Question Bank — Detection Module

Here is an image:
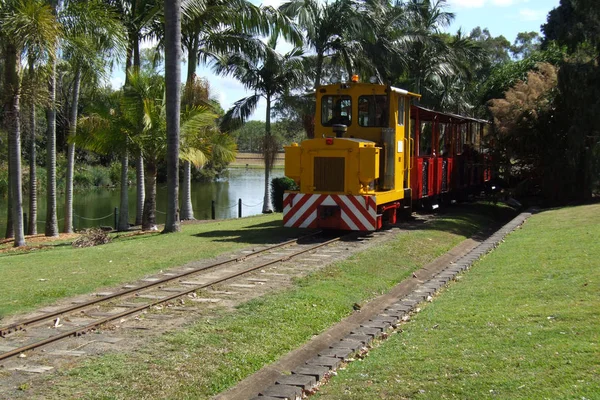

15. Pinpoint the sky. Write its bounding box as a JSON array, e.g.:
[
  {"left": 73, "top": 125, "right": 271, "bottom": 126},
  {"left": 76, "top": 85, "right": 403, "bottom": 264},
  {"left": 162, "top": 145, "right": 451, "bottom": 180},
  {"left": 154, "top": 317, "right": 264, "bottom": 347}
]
[{"left": 108, "top": 0, "right": 561, "bottom": 121}]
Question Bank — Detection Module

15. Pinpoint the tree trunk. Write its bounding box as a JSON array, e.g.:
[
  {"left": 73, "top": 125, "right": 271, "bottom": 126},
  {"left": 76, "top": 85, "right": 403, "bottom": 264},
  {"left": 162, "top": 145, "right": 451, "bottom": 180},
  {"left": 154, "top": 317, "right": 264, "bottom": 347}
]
[
  {"left": 118, "top": 150, "right": 130, "bottom": 231},
  {"left": 135, "top": 153, "right": 144, "bottom": 226},
  {"left": 5, "top": 148, "right": 14, "bottom": 239},
  {"left": 5, "top": 43, "right": 25, "bottom": 246},
  {"left": 64, "top": 67, "right": 81, "bottom": 233},
  {"left": 180, "top": 160, "right": 194, "bottom": 220},
  {"left": 262, "top": 95, "right": 274, "bottom": 214},
  {"left": 142, "top": 160, "right": 157, "bottom": 231},
  {"left": 179, "top": 37, "right": 199, "bottom": 221},
  {"left": 163, "top": 0, "right": 182, "bottom": 233},
  {"left": 45, "top": 52, "right": 59, "bottom": 237},
  {"left": 314, "top": 51, "right": 324, "bottom": 88},
  {"left": 28, "top": 60, "right": 37, "bottom": 236}
]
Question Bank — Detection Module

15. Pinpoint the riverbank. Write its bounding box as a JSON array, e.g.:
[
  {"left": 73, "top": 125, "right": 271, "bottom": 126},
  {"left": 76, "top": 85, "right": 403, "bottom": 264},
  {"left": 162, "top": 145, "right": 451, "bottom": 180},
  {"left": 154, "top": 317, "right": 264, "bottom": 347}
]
[
  {"left": 230, "top": 152, "right": 285, "bottom": 167},
  {"left": 0, "top": 168, "right": 283, "bottom": 238}
]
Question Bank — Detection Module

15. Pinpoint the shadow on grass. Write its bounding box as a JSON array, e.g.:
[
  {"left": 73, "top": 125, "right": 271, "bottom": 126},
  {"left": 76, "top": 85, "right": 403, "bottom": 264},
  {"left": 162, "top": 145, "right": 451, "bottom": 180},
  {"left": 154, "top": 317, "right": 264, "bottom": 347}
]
[
  {"left": 193, "top": 226, "right": 304, "bottom": 244},
  {"left": 400, "top": 202, "right": 519, "bottom": 240}
]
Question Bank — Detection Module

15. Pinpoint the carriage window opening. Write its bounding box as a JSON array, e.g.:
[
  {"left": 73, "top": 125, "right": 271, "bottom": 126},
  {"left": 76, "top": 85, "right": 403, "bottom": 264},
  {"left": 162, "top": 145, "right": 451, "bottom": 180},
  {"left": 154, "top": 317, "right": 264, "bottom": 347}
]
[
  {"left": 439, "top": 123, "right": 450, "bottom": 156},
  {"left": 397, "top": 97, "right": 405, "bottom": 126},
  {"left": 472, "top": 122, "right": 481, "bottom": 151},
  {"left": 456, "top": 124, "right": 467, "bottom": 155},
  {"left": 419, "top": 121, "right": 433, "bottom": 156},
  {"left": 321, "top": 95, "right": 352, "bottom": 126},
  {"left": 358, "top": 95, "right": 387, "bottom": 127},
  {"left": 481, "top": 124, "right": 490, "bottom": 153}
]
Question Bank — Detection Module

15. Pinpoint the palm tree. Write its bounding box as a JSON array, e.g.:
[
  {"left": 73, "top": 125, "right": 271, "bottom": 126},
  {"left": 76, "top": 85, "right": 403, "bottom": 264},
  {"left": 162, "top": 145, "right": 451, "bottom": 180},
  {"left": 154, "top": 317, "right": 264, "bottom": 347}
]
[
  {"left": 1, "top": 0, "right": 60, "bottom": 246},
  {"left": 123, "top": 71, "right": 233, "bottom": 229},
  {"left": 214, "top": 35, "right": 304, "bottom": 213},
  {"left": 280, "top": 0, "right": 361, "bottom": 87},
  {"left": 355, "top": 0, "right": 407, "bottom": 83},
  {"left": 75, "top": 89, "right": 132, "bottom": 232},
  {"left": 179, "top": 78, "right": 237, "bottom": 220},
  {"left": 163, "top": 0, "right": 181, "bottom": 232},
  {"left": 62, "top": 0, "right": 126, "bottom": 233},
  {"left": 400, "top": 0, "right": 455, "bottom": 94},
  {"left": 104, "top": 0, "right": 160, "bottom": 227}
]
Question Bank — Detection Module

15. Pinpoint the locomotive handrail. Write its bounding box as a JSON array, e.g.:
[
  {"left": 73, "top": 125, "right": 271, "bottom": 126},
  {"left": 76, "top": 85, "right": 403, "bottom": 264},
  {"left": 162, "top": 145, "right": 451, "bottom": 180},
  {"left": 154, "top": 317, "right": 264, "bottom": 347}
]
[
  {"left": 409, "top": 138, "right": 414, "bottom": 170},
  {"left": 404, "top": 138, "right": 409, "bottom": 172}
]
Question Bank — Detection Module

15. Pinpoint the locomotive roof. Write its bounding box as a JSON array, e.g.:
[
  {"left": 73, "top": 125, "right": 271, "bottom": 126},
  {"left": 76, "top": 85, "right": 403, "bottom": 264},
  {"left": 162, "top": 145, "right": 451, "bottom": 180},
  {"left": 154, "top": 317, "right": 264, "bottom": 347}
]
[{"left": 412, "top": 105, "right": 489, "bottom": 124}]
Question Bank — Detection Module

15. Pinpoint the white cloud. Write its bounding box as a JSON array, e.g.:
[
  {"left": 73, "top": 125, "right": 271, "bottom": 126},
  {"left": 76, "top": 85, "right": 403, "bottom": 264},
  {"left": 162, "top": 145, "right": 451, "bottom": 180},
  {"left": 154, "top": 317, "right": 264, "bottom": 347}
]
[
  {"left": 518, "top": 8, "right": 547, "bottom": 21},
  {"left": 447, "top": 0, "right": 485, "bottom": 8}
]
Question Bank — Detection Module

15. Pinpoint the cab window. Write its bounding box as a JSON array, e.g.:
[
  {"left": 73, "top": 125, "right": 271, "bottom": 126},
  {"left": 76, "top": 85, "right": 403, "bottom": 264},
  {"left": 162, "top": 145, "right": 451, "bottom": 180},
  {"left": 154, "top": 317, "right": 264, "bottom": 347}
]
[
  {"left": 397, "top": 97, "right": 405, "bottom": 126},
  {"left": 321, "top": 95, "right": 352, "bottom": 126},
  {"left": 358, "top": 95, "right": 388, "bottom": 127}
]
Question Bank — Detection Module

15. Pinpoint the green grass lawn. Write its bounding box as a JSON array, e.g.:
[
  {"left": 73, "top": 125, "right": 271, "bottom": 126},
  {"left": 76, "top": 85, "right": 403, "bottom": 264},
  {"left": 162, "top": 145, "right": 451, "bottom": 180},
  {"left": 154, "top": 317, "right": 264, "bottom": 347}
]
[
  {"left": 22, "top": 203, "right": 516, "bottom": 399},
  {"left": 0, "top": 214, "right": 302, "bottom": 319},
  {"left": 315, "top": 203, "right": 600, "bottom": 399}
]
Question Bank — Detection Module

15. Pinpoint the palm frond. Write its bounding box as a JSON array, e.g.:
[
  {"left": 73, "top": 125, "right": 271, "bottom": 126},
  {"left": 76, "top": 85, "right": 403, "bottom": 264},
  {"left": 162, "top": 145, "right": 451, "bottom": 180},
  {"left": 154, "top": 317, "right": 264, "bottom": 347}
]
[{"left": 220, "top": 94, "right": 261, "bottom": 132}]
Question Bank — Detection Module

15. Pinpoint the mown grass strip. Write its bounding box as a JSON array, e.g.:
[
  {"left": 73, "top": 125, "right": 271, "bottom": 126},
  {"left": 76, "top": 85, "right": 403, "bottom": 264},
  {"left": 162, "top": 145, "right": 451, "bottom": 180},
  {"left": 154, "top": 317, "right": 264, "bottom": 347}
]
[
  {"left": 32, "top": 203, "right": 515, "bottom": 400},
  {"left": 315, "top": 204, "right": 600, "bottom": 399},
  {"left": 0, "top": 214, "right": 300, "bottom": 319}
]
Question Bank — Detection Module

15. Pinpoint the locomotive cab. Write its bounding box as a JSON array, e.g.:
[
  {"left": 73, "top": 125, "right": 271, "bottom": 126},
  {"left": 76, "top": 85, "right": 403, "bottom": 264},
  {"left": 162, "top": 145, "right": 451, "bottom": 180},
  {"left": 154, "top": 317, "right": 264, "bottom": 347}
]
[{"left": 284, "top": 79, "right": 420, "bottom": 231}]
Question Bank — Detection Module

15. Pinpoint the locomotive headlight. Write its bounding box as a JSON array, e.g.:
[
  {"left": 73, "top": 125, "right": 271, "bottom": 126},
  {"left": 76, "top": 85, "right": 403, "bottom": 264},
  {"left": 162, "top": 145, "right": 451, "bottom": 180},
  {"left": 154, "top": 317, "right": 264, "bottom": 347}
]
[
  {"left": 331, "top": 76, "right": 339, "bottom": 84},
  {"left": 369, "top": 76, "right": 377, "bottom": 84}
]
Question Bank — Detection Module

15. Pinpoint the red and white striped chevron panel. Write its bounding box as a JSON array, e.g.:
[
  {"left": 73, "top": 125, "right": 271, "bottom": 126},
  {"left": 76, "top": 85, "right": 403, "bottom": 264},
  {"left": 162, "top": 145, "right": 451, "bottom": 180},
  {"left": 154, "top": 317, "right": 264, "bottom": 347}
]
[{"left": 283, "top": 193, "right": 378, "bottom": 231}]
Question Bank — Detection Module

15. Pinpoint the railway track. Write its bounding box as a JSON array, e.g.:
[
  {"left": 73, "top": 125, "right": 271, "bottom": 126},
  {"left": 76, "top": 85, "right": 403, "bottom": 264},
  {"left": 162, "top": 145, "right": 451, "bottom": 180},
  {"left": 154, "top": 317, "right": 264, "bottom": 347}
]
[{"left": 0, "top": 230, "right": 357, "bottom": 362}]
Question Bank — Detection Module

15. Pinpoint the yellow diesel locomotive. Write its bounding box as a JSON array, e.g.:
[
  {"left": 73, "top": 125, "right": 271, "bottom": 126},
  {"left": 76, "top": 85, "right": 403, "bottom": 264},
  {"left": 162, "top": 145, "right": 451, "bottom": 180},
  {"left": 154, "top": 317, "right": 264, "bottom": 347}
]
[{"left": 283, "top": 77, "right": 491, "bottom": 231}]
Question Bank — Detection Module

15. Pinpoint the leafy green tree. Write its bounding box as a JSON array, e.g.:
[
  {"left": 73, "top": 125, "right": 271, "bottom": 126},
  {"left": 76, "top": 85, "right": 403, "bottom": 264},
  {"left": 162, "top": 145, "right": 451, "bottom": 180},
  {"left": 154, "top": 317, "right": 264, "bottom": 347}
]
[
  {"left": 511, "top": 31, "right": 541, "bottom": 59},
  {"left": 215, "top": 34, "right": 304, "bottom": 213},
  {"left": 542, "top": 0, "right": 600, "bottom": 54},
  {"left": 469, "top": 27, "right": 511, "bottom": 67},
  {"left": 230, "top": 120, "right": 266, "bottom": 152}
]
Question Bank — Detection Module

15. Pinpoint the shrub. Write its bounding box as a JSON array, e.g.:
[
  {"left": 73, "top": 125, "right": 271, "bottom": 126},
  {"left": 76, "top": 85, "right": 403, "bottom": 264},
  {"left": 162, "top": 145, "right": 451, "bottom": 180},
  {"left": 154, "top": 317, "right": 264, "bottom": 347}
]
[
  {"left": 109, "top": 161, "right": 121, "bottom": 185},
  {"left": 74, "top": 168, "right": 94, "bottom": 188},
  {"left": 271, "top": 177, "right": 298, "bottom": 212},
  {"left": 90, "top": 166, "right": 112, "bottom": 187}
]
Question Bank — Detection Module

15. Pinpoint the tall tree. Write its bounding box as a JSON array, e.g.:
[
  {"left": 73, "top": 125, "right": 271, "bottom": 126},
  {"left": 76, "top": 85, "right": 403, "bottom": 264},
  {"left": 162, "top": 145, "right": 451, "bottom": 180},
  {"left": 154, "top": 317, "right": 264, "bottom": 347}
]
[
  {"left": 45, "top": 0, "right": 60, "bottom": 237},
  {"left": 163, "top": 0, "right": 181, "bottom": 232},
  {"left": 280, "top": 0, "right": 361, "bottom": 88},
  {"left": 542, "top": 0, "right": 600, "bottom": 53},
  {"left": 1, "top": 0, "right": 60, "bottom": 246},
  {"left": 511, "top": 31, "right": 541, "bottom": 59},
  {"left": 62, "top": 0, "right": 126, "bottom": 233},
  {"left": 76, "top": 89, "right": 134, "bottom": 231},
  {"left": 105, "top": 0, "right": 160, "bottom": 228},
  {"left": 215, "top": 35, "right": 304, "bottom": 213}
]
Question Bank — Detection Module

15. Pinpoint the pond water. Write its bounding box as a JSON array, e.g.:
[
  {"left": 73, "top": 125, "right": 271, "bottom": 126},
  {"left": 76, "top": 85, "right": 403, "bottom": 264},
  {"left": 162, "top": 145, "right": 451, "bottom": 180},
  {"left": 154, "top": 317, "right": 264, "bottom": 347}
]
[{"left": 0, "top": 168, "right": 284, "bottom": 237}]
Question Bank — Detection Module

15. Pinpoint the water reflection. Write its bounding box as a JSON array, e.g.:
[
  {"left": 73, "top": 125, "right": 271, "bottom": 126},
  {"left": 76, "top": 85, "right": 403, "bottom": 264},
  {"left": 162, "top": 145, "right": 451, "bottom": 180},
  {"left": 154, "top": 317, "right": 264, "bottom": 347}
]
[{"left": 0, "top": 168, "right": 284, "bottom": 236}]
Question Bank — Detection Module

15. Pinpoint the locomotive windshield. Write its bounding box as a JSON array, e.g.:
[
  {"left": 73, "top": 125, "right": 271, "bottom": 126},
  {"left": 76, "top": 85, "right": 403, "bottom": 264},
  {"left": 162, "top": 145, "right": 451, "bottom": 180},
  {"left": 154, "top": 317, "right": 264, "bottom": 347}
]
[
  {"left": 358, "top": 95, "right": 388, "bottom": 127},
  {"left": 321, "top": 95, "right": 352, "bottom": 126}
]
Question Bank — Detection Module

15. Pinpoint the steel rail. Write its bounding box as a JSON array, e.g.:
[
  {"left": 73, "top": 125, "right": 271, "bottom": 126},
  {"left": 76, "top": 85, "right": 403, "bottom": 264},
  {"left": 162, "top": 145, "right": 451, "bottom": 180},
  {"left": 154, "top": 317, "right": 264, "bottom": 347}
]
[
  {"left": 0, "top": 235, "right": 343, "bottom": 362},
  {"left": 0, "top": 231, "right": 323, "bottom": 337}
]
